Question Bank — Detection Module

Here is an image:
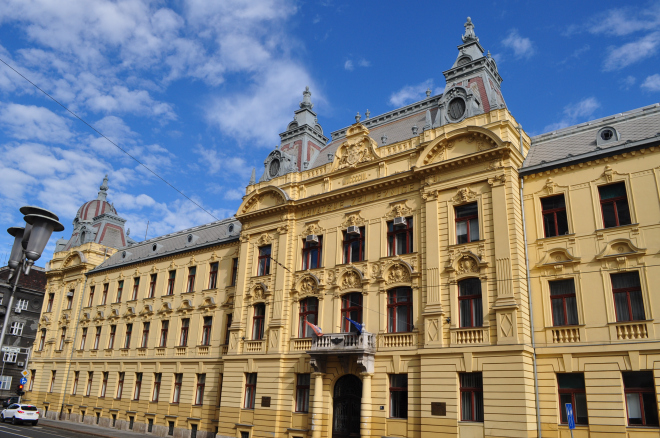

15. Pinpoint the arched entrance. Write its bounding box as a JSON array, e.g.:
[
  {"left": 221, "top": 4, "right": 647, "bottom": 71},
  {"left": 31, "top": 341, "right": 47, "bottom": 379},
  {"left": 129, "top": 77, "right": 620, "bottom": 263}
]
[{"left": 333, "top": 374, "right": 361, "bottom": 438}]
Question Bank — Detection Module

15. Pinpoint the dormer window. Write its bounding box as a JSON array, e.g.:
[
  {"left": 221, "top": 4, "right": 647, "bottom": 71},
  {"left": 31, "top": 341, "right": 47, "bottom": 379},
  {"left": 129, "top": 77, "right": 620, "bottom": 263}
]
[
  {"left": 457, "top": 56, "right": 471, "bottom": 66},
  {"left": 596, "top": 126, "right": 620, "bottom": 146}
]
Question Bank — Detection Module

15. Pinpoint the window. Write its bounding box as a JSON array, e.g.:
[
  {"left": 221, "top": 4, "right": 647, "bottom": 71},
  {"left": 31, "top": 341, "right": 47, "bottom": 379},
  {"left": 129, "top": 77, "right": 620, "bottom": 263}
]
[
  {"left": 341, "top": 293, "right": 362, "bottom": 333},
  {"left": 390, "top": 375, "right": 408, "bottom": 419},
  {"left": 298, "top": 298, "right": 319, "bottom": 338},
  {"left": 148, "top": 274, "right": 157, "bottom": 298},
  {"left": 387, "top": 217, "right": 413, "bottom": 256},
  {"left": 224, "top": 314, "right": 233, "bottom": 345},
  {"left": 231, "top": 258, "right": 239, "bottom": 286},
  {"left": 168, "top": 421, "right": 175, "bottom": 436},
  {"left": 460, "top": 373, "right": 483, "bottom": 422},
  {"left": 141, "top": 322, "right": 150, "bottom": 348},
  {"left": 257, "top": 246, "right": 271, "bottom": 276},
  {"left": 66, "top": 290, "right": 74, "bottom": 309},
  {"left": 131, "top": 277, "right": 140, "bottom": 300},
  {"left": 599, "top": 182, "right": 631, "bottom": 228},
  {"left": 16, "top": 299, "right": 28, "bottom": 310},
  {"left": 124, "top": 323, "right": 133, "bottom": 348},
  {"left": 295, "top": 374, "right": 310, "bottom": 413},
  {"left": 217, "top": 373, "right": 224, "bottom": 407},
  {"left": 557, "top": 373, "right": 588, "bottom": 425},
  {"left": 160, "top": 321, "right": 169, "bottom": 347},
  {"left": 94, "top": 326, "right": 101, "bottom": 350},
  {"left": 179, "top": 318, "right": 190, "bottom": 347},
  {"left": 244, "top": 373, "right": 257, "bottom": 409},
  {"left": 29, "top": 370, "right": 35, "bottom": 391},
  {"left": 187, "top": 267, "right": 196, "bottom": 293},
  {"left": 133, "top": 373, "right": 142, "bottom": 400},
  {"left": 108, "top": 325, "right": 116, "bottom": 349},
  {"left": 343, "top": 227, "right": 365, "bottom": 263},
  {"left": 611, "top": 272, "right": 645, "bottom": 322},
  {"left": 46, "top": 293, "right": 54, "bottom": 312},
  {"left": 86, "top": 372, "right": 93, "bottom": 396},
  {"left": 0, "top": 376, "right": 12, "bottom": 390},
  {"left": 387, "top": 288, "right": 413, "bottom": 333},
  {"left": 172, "top": 374, "right": 182, "bottom": 403},
  {"left": 152, "top": 373, "right": 161, "bottom": 402},
  {"left": 623, "top": 371, "right": 659, "bottom": 427},
  {"left": 459, "top": 278, "right": 482, "bottom": 328},
  {"left": 455, "top": 203, "right": 479, "bottom": 244},
  {"left": 101, "top": 284, "right": 108, "bottom": 305},
  {"left": 3, "top": 352, "right": 17, "bottom": 363},
  {"left": 167, "top": 271, "right": 176, "bottom": 295},
  {"left": 100, "top": 372, "right": 108, "bottom": 397},
  {"left": 550, "top": 279, "right": 578, "bottom": 326},
  {"left": 252, "top": 304, "right": 265, "bottom": 340},
  {"left": 302, "top": 236, "right": 323, "bottom": 270},
  {"left": 116, "top": 280, "right": 124, "bottom": 303},
  {"left": 9, "top": 321, "right": 24, "bottom": 336},
  {"left": 209, "top": 262, "right": 219, "bottom": 289},
  {"left": 59, "top": 327, "right": 67, "bottom": 350},
  {"left": 541, "top": 195, "right": 569, "bottom": 237},
  {"left": 49, "top": 371, "right": 56, "bottom": 393},
  {"left": 88, "top": 286, "right": 95, "bottom": 307},
  {"left": 195, "top": 374, "right": 206, "bottom": 405},
  {"left": 116, "top": 372, "right": 124, "bottom": 398},
  {"left": 38, "top": 329, "right": 46, "bottom": 351},
  {"left": 80, "top": 327, "right": 87, "bottom": 350},
  {"left": 71, "top": 371, "right": 80, "bottom": 395},
  {"left": 201, "top": 316, "right": 212, "bottom": 346}
]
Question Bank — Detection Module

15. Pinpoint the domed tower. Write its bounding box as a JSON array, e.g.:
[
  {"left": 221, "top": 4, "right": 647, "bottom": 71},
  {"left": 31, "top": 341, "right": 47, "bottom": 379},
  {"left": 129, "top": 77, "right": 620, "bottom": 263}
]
[{"left": 54, "top": 175, "right": 135, "bottom": 252}]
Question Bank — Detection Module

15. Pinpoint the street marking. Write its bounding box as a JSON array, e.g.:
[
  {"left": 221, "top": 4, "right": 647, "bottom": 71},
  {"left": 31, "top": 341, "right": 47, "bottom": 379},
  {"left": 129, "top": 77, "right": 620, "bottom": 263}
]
[{"left": 0, "top": 424, "right": 77, "bottom": 438}]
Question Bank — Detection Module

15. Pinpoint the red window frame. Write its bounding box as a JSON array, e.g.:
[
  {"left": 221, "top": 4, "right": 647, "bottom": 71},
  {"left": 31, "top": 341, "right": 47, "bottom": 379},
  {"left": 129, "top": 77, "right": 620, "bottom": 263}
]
[
  {"left": 557, "top": 374, "right": 588, "bottom": 425},
  {"left": 302, "top": 237, "right": 323, "bottom": 270},
  {"left": 49, "top": 371, "right": 56, "bottom": 393},
  {"left": 80, "top": 327, "right": 87, "bottom": 350},
  {"left": 458, "top": 278, "right": 483, "bottom": 328},
  {"left": 124, "top": 323, "right": 132, "bottom": 349},
  {"left": 179, "top": 318, "right": 189, "bottom": 347},
  {"left": 550, "top": 280, "right": 578, "bottom": 326},
  {"left": 86, "top": 372, "right": 93, "bottom": 396},
  {"left": 298, "top": 297, "right": 319, "bottom": 338},
  {"left": 101, "top": 284, "right": 108, "bottom": 305},
  {"left": 224, "top": 314, "right": 233, "bottom": 345},
  {"left": 141, "top": 322, "right": 150, "bottom": 348},
  {"left": 72, "top": 371, "right": 79, "bottom": 395},
  {"left": 186, "top": 267, "right": 196, "bottom": 293},
  {"left": 66, "top": 290, "right": 74, "bottom": 309},
  {"left": 38, "top": 329, "right": 46, "bottom": 351},
  {"left": 201, "top": 316, "right": 212, "bottom": 346},
  {"left": 244, "top": 373, "right": 257, "bottom": 409},
  {"left": 166, "top": 271, "right": 176, "bottom": 295},
  {"left": 295, "top": 374, "right": 310, "bottom": 413},
  {"left": 341, "top": 293, "right": 362, "bottom": 333},
  {"left": 231, "top": 258, "right": 239, "bottom": 286},
  {"left": 389, "top": 374, "right": 408, "bottom": 419},
  {"left": 209, "top": 262, "right": 219, "bottom": 289},
  {"left": 257, "top": 246, "right": 271, "bottom": 276},
  {"left": 343, "top": 227, "right": 365, "bottom": 263},
  {"left": 455, "top": 203, "right": 479, "bottom": 244},
  {"left": 612, "top": 273, "right": 645, "bottom": 322},
  {"left": 252, "top": 304, "right": 265, "bottom": 340},
  {"left": 59, "top": 327, "right": 66, "bottom": 350},
  {"left": 172, "top": 374, "right": 182, "bottom": 403},
  {"left": 100, "top": 372, "right": 108, "bottom": 397},
  {"left": 46, "top": 293, "right": 54, "bottom": 312},
  {"left": 160, "top": 321, "right": 169, "bottom": 347},
  {"left": 116, "top": 280, "right": 123, "bottom": 303},
  {"left": 133, "top": 373, "right": 142, "bottom": 400},
  {"left": 87, "top": 286, "right": 95, "bottom": 307},
  {"left": 116, "top": 372, "right": 124, "bottom": 399},
  {"left": 623, "top": 372, "right": 659, "bottom": 427},
  {"left": 152, "top": 373, "right": 161, "bottom": 402},
  {"left": 599, "top": 182, "right": 631, "bottom": 228},
  {"left": 131, "top": 277, "right": 139, "bottom": 300},
  {"left": 94, "top": 326, "right": 101, "bottom": 350},
  {"left": 148, "top": 274, "right": 157, "bottom": 298},
  {"left": 195, "top": 374, "right": 206, "bottom": 405},
  {"left": 108, "top": 325, "right": 116, "bottom": 349},
  {"left": 460, "top": 373, "right": 483, "bottom": 422},
  {"left": 387, "top": 217, "right": 413, "bottom": 256},
  {"left": 29, "top": 370, "right": 35, "bottom": 391},
  {"left": 387, "top": 288, "right": 413, "bottom": 333},
  {"left": 541, "top": 195, "right": 569, "bottom": 237}
]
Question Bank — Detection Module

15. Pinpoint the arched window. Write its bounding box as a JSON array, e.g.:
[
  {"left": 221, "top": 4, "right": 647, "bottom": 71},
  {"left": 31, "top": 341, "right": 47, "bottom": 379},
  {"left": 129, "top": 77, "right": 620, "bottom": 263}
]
[
  {"left": 459, "top": 278, "right": 482, "bottom": 328},
  {"left": 252, "top": 304, "right": 265, "bottom": 340},
  {"left": 387, "top": 287, "right": 413, "bottom": 333},
  {"left": 298, "top": 297, "right": 319, "bottom": 338},
  {"left": 341, "top": 293, "right": 362, "bottom": 333}
]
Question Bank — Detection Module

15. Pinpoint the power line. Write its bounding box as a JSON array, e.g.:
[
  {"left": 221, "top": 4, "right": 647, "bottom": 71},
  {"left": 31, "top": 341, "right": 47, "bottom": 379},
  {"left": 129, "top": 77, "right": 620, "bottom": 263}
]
[{"left": 0, "top": 57, "right": 219, "bottom": 222}]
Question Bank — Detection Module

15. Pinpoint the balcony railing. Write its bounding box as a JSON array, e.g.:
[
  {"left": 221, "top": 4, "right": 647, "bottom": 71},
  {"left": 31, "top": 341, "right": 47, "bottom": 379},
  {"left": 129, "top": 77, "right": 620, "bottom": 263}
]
[
  {"left": 244, "top": 340, "right": 265, "bottom": 353},
  {"left": 309, "top": 332, "right": 376, "bottom": 353},
  {"left": 551, "top": 327, "right": 580, "bottom": 343},
  {"left": 378, "top": 332, "right": 418, "bottom": 349},
  {"left": 451, "top": 327, "right": 489, "bottom": 345},
  {"left": 292, "top": 338, "right": 312, "bottom": 351},
  {"left": 615, "top": 322, "right": 648, "bottom": 340}
]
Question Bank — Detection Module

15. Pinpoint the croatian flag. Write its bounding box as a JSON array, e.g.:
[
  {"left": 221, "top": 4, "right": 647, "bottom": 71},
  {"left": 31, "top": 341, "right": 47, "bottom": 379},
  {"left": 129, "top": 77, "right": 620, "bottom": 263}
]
[
  {"left": 344, "top": 316, "right": 363, "bottom": 333},
  {"left": 305, "top": 320, "right": 324, "bottom": 337}
]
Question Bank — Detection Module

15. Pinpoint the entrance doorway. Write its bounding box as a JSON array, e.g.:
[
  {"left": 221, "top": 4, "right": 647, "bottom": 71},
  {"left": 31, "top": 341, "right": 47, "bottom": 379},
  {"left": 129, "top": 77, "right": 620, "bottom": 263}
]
[{"left": 333, "top": 374, "right": 361, "bottom": 438}]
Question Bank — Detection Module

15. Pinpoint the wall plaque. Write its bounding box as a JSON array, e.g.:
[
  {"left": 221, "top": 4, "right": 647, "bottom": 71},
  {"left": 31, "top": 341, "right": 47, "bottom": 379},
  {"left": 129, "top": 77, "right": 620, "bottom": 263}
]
[{"left": 431, "top": 402, "right": 446, "bottom": 416}]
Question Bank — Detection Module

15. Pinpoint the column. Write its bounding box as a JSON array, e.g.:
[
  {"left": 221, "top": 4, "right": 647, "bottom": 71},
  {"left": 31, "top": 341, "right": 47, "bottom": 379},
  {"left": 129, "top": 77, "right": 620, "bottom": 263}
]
[
  {"left": 360, "top": 373, "right": 373, "bottom": 437},
  {"left": 311, "top": 372, "right": 324, "bottom": 438}
]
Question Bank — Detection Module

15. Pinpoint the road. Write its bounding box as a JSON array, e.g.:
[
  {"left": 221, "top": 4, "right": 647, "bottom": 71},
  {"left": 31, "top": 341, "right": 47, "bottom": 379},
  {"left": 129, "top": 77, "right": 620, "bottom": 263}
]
[{"left": 0, "top": 423, "right": 95, "bottom": 438}]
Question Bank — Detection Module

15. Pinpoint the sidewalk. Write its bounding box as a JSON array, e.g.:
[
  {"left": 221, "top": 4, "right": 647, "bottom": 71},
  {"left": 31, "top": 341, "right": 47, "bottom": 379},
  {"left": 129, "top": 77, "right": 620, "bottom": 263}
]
[{"left": 40, "top": 418, "right": 150, "bottom": 438}]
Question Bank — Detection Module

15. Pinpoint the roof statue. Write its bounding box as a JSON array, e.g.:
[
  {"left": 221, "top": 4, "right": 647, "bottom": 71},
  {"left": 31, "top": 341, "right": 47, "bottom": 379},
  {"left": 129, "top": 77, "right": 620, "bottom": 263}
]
[
  {"left": 249, "top": 168, "right": 256, "bottom": 185},
  {"left": 462, "top": 16, "right": 478, "bottom": 43},
  {"left": 300, "top": 86, "right": 313, "bottom": 110},
  {"left": 97, "top": 174, "right": 109, "bottom": 201}
]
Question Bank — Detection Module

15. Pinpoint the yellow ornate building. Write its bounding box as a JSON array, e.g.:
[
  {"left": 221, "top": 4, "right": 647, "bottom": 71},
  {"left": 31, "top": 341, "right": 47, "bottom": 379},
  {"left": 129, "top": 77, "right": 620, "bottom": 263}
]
[{"left": 27, "top": 18, "right": 660, "bottom": 438}]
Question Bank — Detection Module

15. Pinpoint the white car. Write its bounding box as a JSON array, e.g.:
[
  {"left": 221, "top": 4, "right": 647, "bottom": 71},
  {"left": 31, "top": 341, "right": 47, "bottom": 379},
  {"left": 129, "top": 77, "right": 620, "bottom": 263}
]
[{"left": 1, "top": 403, "right": 40, "bottom": 425}]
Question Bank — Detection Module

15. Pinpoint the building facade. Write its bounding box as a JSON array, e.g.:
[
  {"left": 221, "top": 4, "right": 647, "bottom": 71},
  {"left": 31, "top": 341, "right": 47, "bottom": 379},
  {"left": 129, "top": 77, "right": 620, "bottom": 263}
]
[{"left": 26, "top": 18, "right": 660, "bottom": 438}]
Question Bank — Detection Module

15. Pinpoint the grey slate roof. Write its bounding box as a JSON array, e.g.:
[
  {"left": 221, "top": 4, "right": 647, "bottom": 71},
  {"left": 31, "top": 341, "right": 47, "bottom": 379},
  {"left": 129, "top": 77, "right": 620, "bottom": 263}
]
[
  {"left": 523, "top": 103, "right": 660, "bottom": 172},
  {"left": 87, "top": 217, "right": 241, "bottom": 273}
]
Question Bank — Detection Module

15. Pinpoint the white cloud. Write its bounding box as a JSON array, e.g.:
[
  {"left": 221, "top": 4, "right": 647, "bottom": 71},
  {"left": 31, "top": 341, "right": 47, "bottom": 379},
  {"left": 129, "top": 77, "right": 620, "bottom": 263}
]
[
  {"left": 388, "top": 79, "right": 434, "bottom": 107},
  {"left": 587, "top": 5, "right": 660, "bottom": 36},
  {"left": 603, "top": 31, "right": 660, "bottom": 71},
  {"left": 344, "top": 60, "right": 354, "bottom": 71},
  {"left": 344, "top": 57, "right": 369, "bottom": 71},
  {"left": 501, "top": 29, "right": 535, "bottom": 59},
  {"left": 641, "top": 74, "right": 660, "bottom": 91},
  {"left": 223, "top": 189, "right": 244, "bottom": 200},
  {"left": 543, "top": 97, "right": 600, "bottom": 133},
  {"left": 0, "top": 103, "right": 73, "bottom": 142},
  {"left": 194, "top": 145, "right": 252, "bottom": 177}
]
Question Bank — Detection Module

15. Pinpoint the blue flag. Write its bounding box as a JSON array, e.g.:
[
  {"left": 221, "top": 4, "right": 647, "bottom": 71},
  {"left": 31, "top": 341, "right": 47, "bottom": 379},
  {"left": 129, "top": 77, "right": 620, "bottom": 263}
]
[{"left": 344, "top": 316, "right": 363, "bottom": 333}]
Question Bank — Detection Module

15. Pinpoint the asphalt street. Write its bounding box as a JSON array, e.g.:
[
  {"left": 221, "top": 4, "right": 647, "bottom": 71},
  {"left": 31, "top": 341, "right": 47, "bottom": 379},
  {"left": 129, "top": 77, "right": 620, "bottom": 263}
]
[{"left": 0, "top": 423, "right": 94, "bottom": 438}]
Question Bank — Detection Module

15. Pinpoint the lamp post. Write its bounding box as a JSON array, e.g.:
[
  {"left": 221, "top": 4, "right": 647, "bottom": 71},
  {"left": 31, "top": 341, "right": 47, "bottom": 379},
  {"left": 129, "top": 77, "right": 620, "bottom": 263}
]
[{"left": 0, "top": 207, "right": 63, "bottom": 357}]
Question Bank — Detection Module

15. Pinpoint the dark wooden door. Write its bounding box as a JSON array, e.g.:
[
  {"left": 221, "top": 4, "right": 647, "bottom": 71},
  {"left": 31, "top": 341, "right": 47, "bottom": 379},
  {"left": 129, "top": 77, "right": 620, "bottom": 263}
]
[{"left": 333, "top": 374, "right": 362, "bottom": 438}]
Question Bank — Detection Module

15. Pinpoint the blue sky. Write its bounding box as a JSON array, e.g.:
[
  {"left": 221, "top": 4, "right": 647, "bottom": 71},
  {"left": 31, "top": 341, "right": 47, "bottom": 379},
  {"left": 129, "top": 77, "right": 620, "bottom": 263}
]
[{"left": 1, "top": 0, "right": 659, "bottom": 266}]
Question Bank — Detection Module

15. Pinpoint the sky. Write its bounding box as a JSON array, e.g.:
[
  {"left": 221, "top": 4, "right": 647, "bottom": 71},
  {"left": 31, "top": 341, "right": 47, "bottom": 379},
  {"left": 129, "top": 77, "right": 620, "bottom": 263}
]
[{"left": 0, "top": 0, "right": 659, "bottom": 266}]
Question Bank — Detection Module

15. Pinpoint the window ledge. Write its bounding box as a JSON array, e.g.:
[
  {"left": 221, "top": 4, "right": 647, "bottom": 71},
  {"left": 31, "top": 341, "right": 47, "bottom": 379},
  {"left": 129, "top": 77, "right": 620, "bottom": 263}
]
[
  {"left": 126, "top": 299, "right": 137, "bottom": 303},
  {"left": 607, "top": 319, "right": 653, "bottom": 325},
  {"left": 447, "top": 240, "right": 486, "bottom": 249},
  {"left": 458, "top": 421, "right": 484, "bottom": 424},
  {"left": 545, "top": 324, "right": 585, "bottom": 329},
  {"left": 537, "top": 233, "right": 576, "bottom": 242},
  {"left": 625, "top": 426, "right": 660, "bottom": 429},
  {"left": 595, "top": 223, "right": 639, "bottom": 233}
]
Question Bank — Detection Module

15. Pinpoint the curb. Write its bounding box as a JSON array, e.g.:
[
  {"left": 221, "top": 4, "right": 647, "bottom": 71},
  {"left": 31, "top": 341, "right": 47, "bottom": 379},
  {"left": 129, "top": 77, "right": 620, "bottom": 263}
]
[{"left": 42, "top": 421, "right": 134, "bottom": 438}]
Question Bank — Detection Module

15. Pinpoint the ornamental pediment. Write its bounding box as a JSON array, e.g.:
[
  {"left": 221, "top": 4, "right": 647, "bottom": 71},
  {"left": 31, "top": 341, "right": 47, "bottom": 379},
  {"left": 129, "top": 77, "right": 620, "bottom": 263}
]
[
  {"left": 339, "top": 267, "right": 364, "bottom": 291},
  {"left": 199, "top": 297, "right": 216, "bottom": 309},
  {"left": 157, "top": 302, "right": 173, "bottom": 314},
  {"left": 537, "top": 248, "right": 581, "bottom": 266},
  {"left": 293, "top": 273, "right": 321, "bottom": 296},
  {"left": 139, "top": 304, "right": 153, "bottom": 316},
  {"left": 177, "top": 299, "right": 193, "bottom": 312},
  {"left": 332, "top": 123, "right": 380, "bottom": 171},
  {"left": 596, "top": 239, "right": 646, "bottom": 260},
  {"left": 240, "top": 186, "right": 289, "bottom": 214}
]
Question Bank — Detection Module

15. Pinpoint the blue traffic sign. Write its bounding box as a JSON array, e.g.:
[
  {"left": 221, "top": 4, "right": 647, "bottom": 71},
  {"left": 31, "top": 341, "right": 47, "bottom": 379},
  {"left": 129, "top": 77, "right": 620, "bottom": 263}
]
[
  {"left": 566, "top": 403, "right": 576, "bottom": 430},
  {"left": 19, "top": 377, "right": 27, "bottom": 385}
]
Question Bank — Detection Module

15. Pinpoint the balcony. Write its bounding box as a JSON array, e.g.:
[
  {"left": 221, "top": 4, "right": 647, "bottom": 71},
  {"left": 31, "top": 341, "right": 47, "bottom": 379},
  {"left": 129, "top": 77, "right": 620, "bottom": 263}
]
[
  {"left": 450, "top": 327, "right": 489, "bottom": 345},
  {"left": 551, "top": 327, "right": 580, "bottom": 343},
  {"left": 309, "top": 332, "right": 376, "bottom": 354},
  {"left": 377, "top": 332, "right": 418, "bottom": 350},
  {"left": 614, "top": 321, "right": 649, "bottom": 340},
  {"left": 244, "top": 340, "right": 265, "bottom": 353}
]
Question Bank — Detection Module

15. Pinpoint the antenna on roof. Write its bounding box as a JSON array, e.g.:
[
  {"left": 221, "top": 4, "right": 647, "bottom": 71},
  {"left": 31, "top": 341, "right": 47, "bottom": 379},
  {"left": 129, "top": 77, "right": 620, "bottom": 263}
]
[{"left": 144, "top": 220, "right": 149, "bottom": 240}]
